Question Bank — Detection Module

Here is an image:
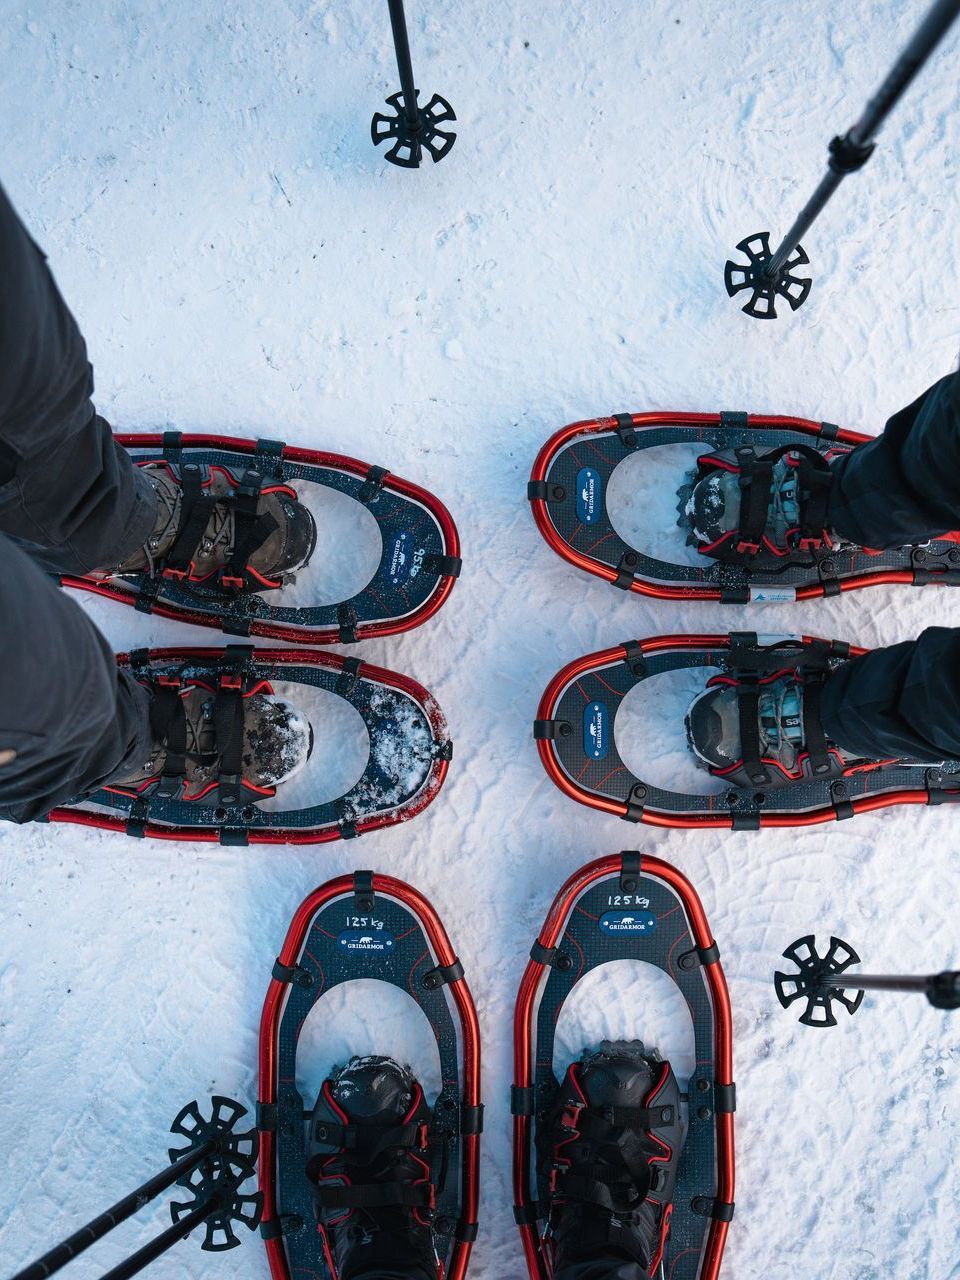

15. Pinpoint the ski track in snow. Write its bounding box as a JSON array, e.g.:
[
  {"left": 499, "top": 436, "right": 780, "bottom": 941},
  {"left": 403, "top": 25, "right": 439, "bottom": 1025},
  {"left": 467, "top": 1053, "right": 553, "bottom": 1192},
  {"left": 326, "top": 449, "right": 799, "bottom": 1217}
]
[{"left": 2, "top": 2, "right": 960, "bottom": 1277}]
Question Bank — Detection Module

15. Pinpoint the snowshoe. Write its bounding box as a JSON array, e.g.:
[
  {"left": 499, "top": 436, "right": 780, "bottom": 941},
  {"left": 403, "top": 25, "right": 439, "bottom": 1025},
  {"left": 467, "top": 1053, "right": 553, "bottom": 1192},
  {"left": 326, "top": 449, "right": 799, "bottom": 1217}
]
[
  {"left": 47, "top": 646, "right": 451, "bottom": 844},
  {"left": 61, "top": 432, "right": 461, "bottom": 644},
  {"left": 513, "top": 852, "right": 734, "bottom": 1280},
  {"left": 258, "top": 871, "right": 481, "bottom": 1280},
  {"left": 528, "top": 411, "right": 960, "bottom": 603},
  {"left": 535, "top": 632, "right": 960, "bottom": 829}
]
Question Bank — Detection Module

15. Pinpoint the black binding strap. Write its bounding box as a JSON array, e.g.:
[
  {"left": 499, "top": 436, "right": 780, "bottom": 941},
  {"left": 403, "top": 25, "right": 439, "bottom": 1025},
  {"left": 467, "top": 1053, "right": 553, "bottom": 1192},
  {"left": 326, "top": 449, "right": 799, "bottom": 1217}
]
[
  {"left": 163, "top": 463, "right": 220, "bottom": 576},
  {"left": 336, "top": 657, "right": 364, "bottom": 698},
  {"left": 256, "top": 1101, "right": 277, "bottom": 1131},
  {"left": 353, "top": 870, "right": 375, "bottom": 911},
  {"left": 612, "top": 551, "right": 639, "bottom": 589},
  {"left": 513, "top": 1202, "right": 542, "bottom": 1226},
  {"left": 150, "top": 679, "right": 187, "bottom": 799},
  {"left": 614, "top": 413, "right": 637, "bottom": 448},
  {"left": 314, "top": 1183, "right": 434, "bottom": 1210},
  {"left": 801, "top": 674, "right": 833, "bottom": 775},
  {"left": 260, "top": 1214, "right": 304, "bottom": 1240},
  {"left": 359, "top": 465, "right": 388, "bottom": 503},
  {"left": 619, "top": 850, "right": 642, "bottom": 892},
  {"left": 455, "top": 1220, "right": 480, "bottom": 1243},
  {"left": 213, "top": 673, "right": 246, "bottom": 806},
  {"left": 311, "top": 1117, "right": 427, "bottom": 1155},
  {"left": 511, "top": 1086, "right": 535, "bottom": 1116},
  {"left": 423, "top": 552, "right": 463, "bottom": 579},
  {"left": 338, "top": 604, "right": 359, "bottom": 644},
  {"left": 692, "top": 1196, "right": 736, "bottom": 1223},
  {"left": 735, "top": 677, "right": 770, "bottom": 786},
  {"left": 533, "top": 719, "right": 572, "bottom": 740},
  {"left": 714, "top": 1083, "right": 737, "bottom": 1114},
  {"left": 422, "top": 958, "right": 465, "bottom": 989},
  {"left": 461, "top": 1104, "right": 485, "bottom": 1135},
  {"left": 221, "top": 470, "right": 277, "bottom": 590}
]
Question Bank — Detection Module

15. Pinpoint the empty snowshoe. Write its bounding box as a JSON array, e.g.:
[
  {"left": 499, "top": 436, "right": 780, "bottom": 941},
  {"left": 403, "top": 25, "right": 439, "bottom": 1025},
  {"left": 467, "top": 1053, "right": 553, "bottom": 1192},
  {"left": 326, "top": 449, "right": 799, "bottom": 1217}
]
[
  {"left": 48, "top": 647, "right": 451, "bottom": 845},
  {"left": 258, "top": 871, "right": 481, "bottom": 1280},
  {"left": 62, "top": 432, "right": 461, "bottom": 644},
  {"left": 307, "top": 1056, "right": 441, "bottom": 1278},
  {"left": 535, "top": 632, "right": 960, "bottom": 829},
  {"left": 529, "top": 411, "right": 960, "bottom": 603},
  {"left": 513, "top": 852, "right": 734, "bottom": 1280}
]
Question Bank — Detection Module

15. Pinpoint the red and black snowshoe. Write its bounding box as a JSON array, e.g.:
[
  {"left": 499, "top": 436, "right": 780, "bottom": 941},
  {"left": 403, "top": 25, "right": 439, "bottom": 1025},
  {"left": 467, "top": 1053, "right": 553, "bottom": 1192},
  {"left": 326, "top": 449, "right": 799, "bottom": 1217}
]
[
  {"left": 513, "top": 852, "right": 735, "bottom": 1280},
  {"left": 535, "top": 632, "right": 960, "bottom": 830},
  {"left": 62, "top": 432, "right": 461, "bottom": 644},
  {"left": 258, "top": 871, "right": 481, "bottom": 1280},
  {"left": 48, "top": 646, "right": 451, "bottom": 845},
  {"left": 529, "top": 411, "right": 960, "bottom": 603}
]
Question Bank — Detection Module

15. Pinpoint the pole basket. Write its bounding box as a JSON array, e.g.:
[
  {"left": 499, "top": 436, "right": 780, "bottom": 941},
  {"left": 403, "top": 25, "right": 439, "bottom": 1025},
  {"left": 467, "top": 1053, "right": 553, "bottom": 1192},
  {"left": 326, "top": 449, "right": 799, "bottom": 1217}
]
[
  {"left": 724, "top": 232, "right": 812, "bottom": 319},
  {"left": 774, "top": 936, "right": 864, "bottom": 1028},
  {"left": 372, "top": 91, "right": 457, "bottom": 167}
]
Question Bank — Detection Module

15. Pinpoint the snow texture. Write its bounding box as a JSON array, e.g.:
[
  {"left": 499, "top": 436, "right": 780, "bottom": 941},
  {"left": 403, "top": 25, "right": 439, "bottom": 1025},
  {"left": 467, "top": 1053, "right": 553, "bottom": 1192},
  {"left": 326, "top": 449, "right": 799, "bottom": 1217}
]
[{"left": 3, "top": 2, "right": 960, "bottom": 1278}]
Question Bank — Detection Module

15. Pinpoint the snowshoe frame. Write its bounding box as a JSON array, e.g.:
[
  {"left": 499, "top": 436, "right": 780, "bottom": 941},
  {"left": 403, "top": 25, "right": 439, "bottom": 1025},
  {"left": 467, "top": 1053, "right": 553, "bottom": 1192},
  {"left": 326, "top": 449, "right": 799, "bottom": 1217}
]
[
  {"left": 61, "top": 433, "right": 461, "bottom": 645},
  {"left": 528, "top": 412, "right": 960, "bottom": 602},
  {"left": 46, "top": 646, "right": 451, "bottom": 844},
  {"left": 258, "top": 871, "right": 482, "bottom": 1280},
  {"left": 535, "top": 633, "right": 960, "bottom": 829},
  {"left": 513, "top": 852, "right": 735, "bottom": 1280}
]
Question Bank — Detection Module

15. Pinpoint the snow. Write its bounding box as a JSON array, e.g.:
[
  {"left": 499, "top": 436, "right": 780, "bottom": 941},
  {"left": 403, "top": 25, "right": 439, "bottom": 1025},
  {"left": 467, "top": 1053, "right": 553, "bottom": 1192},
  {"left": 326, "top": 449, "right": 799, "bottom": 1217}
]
[{"left": 2, "top": 2, "right": 960, "bottom": 1277}]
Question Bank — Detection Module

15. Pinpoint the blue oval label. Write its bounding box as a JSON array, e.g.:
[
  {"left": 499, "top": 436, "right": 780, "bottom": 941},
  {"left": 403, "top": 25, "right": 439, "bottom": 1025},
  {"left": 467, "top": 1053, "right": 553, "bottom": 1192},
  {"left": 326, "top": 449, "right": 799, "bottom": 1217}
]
[
  {"left": 337, "top": 930, "right": 396, "bottom": 954},
  {"left": 600, "top": 911, "right": 657, "bottom": 936},
  {"left": 387, "top": 532, "right": 416, "bottom": 586},
  {"left": 584, "top": 701, "right": 609, "bottom": 761},
  {"left": 576, "top": 467, "right": 603, "bottom": 525}
]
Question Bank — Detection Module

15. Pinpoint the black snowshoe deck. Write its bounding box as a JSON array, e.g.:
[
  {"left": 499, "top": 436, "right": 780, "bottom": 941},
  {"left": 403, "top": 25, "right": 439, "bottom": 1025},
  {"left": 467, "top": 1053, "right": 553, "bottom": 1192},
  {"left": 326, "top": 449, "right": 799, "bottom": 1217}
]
[
  {"left": 512, "top": 852, "right": 734, "bottom": 1280},
  {"left": 62, "top": 432, "right": 461, "bottom": 644},
  {"left": 258, "top": 871, "right": 481, "bottom": 1280},
  {"left": 528, "top": 412, "right": 960, "bottom": 602},
  {"left": 47, "top": 646, "right": 451, "bottom": 844},
  {"left": 535, "top": 633, "right": 960, "bottom": 830}
]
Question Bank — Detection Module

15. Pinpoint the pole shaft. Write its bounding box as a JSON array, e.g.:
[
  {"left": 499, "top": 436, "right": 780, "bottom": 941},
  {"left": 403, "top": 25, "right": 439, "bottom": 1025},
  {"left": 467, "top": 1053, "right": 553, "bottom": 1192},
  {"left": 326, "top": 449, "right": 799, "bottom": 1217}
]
[
  {"left": 10, "top": 1141, "right": 217, "bottom": 1280},
  {"left": 819, "top": 973, "right": 932, "bottom": 994},
  {"left": 386, "top": 0, "right": 420, "bottom": 128},
  {"left": 762, "top": 0, "right": 960, "bottom": 279},
  {"left": 97, "top": 1201, "right": 217, "bottom": 1280}
]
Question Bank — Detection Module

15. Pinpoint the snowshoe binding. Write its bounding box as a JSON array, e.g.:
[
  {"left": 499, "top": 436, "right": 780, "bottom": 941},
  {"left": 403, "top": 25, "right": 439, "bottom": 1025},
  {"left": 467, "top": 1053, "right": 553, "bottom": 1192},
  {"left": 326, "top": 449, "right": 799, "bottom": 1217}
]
[
  {"left": 513, "top": 853, "right": 734, "bottom": 1280},
  {"left": 535, "top": 632, "right": 960, "bottom": 829},
  {"left": 48, "top": 647, "right": 451, "bottom": 845},
  {"left": 258, "top": 871, "right": 481, "bottom": 1280},
  {"left": 64, "top": 432, "right": 461, "bottom": 644},
  {"left": 529, "top": 411, "right": 960, "bottom": 603},
  {"left": 307, "top": 1056, "right": 441, "bottom": 1279},
  {"left": 541, "top": 1042, "right": 686, "bottom": 1278}
]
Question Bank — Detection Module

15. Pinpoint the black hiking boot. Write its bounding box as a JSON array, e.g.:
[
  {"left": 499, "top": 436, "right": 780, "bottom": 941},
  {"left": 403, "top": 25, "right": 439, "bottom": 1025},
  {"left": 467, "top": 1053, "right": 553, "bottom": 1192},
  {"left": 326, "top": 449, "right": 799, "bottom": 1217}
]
[
  {"left": 109, "top": 460, "right": 316, "bottom": 591},
  {"left": 543, "top": 1040, "right": 686, "bottom": 1278},
  {"left": 307, "top": 1056, "right": 440, "bottom": 1280}
]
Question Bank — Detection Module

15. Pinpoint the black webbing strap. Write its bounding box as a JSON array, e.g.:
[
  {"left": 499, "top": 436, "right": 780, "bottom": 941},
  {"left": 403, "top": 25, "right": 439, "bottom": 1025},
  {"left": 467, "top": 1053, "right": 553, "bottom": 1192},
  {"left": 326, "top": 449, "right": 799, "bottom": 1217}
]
[
  {"left": 678, "top": 940, "right": 721, "bottom": 970},
  {"left": 150, "top": 680, "right": 187, "bottom": 799},
  {"left": 533, "top": 719, "right": 571, "bottom": 740},
  {"left": 213, "top": 677, "right": 246, "bottom": 806},
  {"left": 259, "top": 1214, "right": 303, "bottom": 1240},
  {"left": 359, "top": 465, "right": 388, "bottom": 503},
  {"left": 336, "top": 656, "right": 364, "bottom": 698},
  {"left": 619, "top": 850, "right": 641, "bottom": 891},
  {"left": 338, "top": 604, "right": 359, "bottom": 644},
  {"left": 613, "top": 413, "right": 637, "bottom": 448},
  {"left": 422, "top": 958, "right": 465, "bottom": 989},
  {"left": 125, "top": 798, "right": 150, "bottom": 839},
  {"left": 574, "top": 1104, "right": 676, "bottom": 1134},
  {"left": 612, "top": 551, "right": 639, "bottom": 589},
  {"left": 222, "top": 470, "right": 276, "bottom": 589},
  {"left": 314, "top": 1182, "right": 434, "bottom": 1210},
  {"left": 714, "top": 1083, "right": 737, "bottom": 1113},
  {"left": 513, "top": 1202, "right": 542, "bottom": 1226},
  {"left": 794, "top": 449, "right": 833, "bottom": 545},
  {"left": 511, "top": 1086, "right": 535, "bottom": 1116},
  {"left": 256, "top": 1101, "right": 277, "bottom": 1131},
  {"left": 461, "top": 1104, "right": 485, "bottom": 1135},
  {"left": 622, "top": 641, "right": 645, "bottom": 677},
  {"left": 735, "top": 677, "right": 770, "bottom": 786},
  {"left": 311, "top": 1117, "right": 426, "bottom": 1155},
  {"left": 354, "top": 870, "right": 375, "bottom": 911},
  {"left": 733, "top": 447, "right": 773, "bottom": 554},
  {"left": 530, "top": 940, "right": 563, "bottom": 967},
  {"left": 163, "top": 464, "right": 220, "bottom": 575},
  {"left": 162, "top": 430, "right": 183, "bottom": 460},
  {"left": 272, "top": 958, "right": 313, "bottom": 987},
  {"left": 692, "top": 1196, "right": 736, "bottom": 1223},
  {"left": 801, "top": 674, "right": 833, "bottom": 775},
  {"left": 423, "top": 552, "right": 463, "bottom": 579},
  {"left": 455, "top": 1220, "right": 480, "bottom": 1243}
]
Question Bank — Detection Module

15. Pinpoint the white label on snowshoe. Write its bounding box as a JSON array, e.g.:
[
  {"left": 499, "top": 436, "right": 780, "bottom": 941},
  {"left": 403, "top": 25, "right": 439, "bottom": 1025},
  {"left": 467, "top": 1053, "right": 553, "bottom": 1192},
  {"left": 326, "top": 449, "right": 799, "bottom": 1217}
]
[
  {"left": 575, "top": 467, "right": 603, "bottom": 525},
  {"left": 337, "top": 929, "right": 396, "bottom": 954},
  {"left": 749, "top": 587, "right": 798, "bottom": 604}
]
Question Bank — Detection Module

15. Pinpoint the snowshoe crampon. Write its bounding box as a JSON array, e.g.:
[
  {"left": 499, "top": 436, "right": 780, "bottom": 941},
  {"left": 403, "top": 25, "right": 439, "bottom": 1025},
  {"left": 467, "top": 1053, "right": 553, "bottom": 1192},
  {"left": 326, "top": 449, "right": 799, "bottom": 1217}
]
[
  {"left": 47, "top": 646, "right": 451, "bottom": 844},
  {"left": 62, "top": 432, "right": 461, "bottom": 644},
  {"left": 535, "top": 632, "right": 960, "bottom": 830},
  {"left": 513, "top": 852, "right": 735, "bottom": 1279},
  {"left": 258, "top": 871, "right": 481, "bottom": 1280},
  {"left": 528, "top": 411, "right": 960, "bottom": 602}
]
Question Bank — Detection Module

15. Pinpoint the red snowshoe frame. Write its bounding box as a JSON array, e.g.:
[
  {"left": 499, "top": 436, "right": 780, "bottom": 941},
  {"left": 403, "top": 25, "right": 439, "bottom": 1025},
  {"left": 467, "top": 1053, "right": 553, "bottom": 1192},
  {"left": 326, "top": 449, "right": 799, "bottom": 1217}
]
[
  {"left": 46, "top": 646, "right": 451, "bottom": 844},
  {"left": 513, "top": 853, "right": 735, "bottom": 1280},
  {"left": 61, "top": 433, "right": 461, "bottom": 645},
  {"left": 536, "top": 633, "right": 960, "bottom": 830},
  {"left": 529, "top": 412, "right": 960, "bottom": 602},
  {"left": 258, "top": 872, "right": 482, "bottom": 1280}
]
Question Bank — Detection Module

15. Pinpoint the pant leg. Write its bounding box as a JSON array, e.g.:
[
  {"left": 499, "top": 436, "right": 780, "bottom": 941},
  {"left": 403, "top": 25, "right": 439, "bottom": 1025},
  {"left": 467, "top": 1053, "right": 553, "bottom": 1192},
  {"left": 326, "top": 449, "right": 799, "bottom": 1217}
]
[
  {"left": 827, "top": 371, "right": 960, "bottom": 547},
  {"left": 0, "top": 180, "right": 154, "bottom": 574},
  {"left": 820, "top": 627, "right": 960, "bottom": 762},
  {"left": 0, "top": 535, "right": 152, "bottom": 823}
]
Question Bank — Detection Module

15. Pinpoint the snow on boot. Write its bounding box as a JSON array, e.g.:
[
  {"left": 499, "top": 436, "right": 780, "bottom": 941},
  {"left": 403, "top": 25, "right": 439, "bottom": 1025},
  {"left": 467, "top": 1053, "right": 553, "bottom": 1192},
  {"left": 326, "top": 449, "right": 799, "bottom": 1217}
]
[
  {"left": 542, "top": 1040, "right": 686, "bottom": 1279},
  {"left": 108, "top": 679, "right": 313, "bottom": 805},
  {"left": 679, "top": 443, "right": 849, "bottom": 566},
  {"left": 685, "top": 670, "right": 864, "bottom": 789},
  {"left": 307, "top": 1056, "right": 440, "bottom": 1280},
  {"left": 111, "top": 460, "right": 316, "bottom": 591}
]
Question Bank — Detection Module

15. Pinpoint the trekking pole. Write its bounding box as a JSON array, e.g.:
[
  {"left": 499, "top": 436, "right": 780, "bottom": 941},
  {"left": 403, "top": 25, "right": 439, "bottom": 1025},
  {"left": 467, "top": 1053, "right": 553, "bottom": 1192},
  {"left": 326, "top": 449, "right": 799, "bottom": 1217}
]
[
  {"left": 725, "top": 0, "right": 960, "bottom": 319},
  {"left": 10, "top": 1098, "right": 261, "bottom": 1280},
  {"left": 774, "top": 935, "right": 960, "bottom": 1027},
  {"left": 371, "top": 0, "right": 457, "bottom": 167}
]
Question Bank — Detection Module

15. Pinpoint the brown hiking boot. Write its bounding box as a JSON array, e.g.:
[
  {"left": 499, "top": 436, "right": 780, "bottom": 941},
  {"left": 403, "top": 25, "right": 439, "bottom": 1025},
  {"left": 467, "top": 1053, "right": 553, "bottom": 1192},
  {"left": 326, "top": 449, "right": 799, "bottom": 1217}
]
[{"left": 111, "top": 461, "right": 316, "bottom": 591}]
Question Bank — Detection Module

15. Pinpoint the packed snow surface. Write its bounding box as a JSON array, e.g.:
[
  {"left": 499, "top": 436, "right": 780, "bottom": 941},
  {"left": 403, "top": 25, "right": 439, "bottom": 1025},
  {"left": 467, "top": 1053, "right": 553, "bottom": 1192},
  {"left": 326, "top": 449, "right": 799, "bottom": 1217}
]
[{"left": 3, "top": 2, "right": 960, "bottom": 1277}]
